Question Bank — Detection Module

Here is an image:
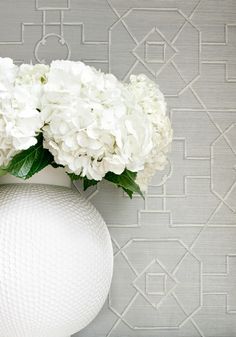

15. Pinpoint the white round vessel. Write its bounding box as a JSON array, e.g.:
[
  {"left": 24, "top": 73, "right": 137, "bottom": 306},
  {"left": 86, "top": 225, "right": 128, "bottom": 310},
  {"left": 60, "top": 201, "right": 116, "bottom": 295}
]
[{"left": 0, "top": 167, "right": 113, "bottom": 337}]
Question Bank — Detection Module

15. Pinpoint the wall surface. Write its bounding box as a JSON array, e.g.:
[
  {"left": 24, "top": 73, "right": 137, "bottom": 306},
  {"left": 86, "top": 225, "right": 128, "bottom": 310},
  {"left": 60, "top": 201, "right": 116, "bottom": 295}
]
[{"left": 1, "top": 1, "right": 236, "bottom": 336}]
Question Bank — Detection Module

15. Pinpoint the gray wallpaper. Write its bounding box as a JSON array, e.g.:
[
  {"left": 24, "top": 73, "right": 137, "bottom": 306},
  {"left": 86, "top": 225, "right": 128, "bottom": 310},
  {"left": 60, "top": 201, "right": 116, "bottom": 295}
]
[{"left": 0, "top": 1, "right": 236, "bottom": 336}]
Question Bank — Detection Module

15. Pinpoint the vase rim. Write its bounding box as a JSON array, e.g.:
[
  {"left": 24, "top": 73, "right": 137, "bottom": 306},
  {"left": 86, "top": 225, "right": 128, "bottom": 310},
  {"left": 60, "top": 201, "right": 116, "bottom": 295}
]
[{"left": 0, "top": 166, "right": 72, "bottom": 188}]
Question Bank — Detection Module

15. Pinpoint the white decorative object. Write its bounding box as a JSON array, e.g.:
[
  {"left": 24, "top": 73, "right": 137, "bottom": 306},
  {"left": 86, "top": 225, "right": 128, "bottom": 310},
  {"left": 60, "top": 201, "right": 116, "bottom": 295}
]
[
  {"left": 0, "top": 58, "right": 172, "bottom": 197},
  {"left": 0, "top": 166, "right": 113, "bottom": 337}
]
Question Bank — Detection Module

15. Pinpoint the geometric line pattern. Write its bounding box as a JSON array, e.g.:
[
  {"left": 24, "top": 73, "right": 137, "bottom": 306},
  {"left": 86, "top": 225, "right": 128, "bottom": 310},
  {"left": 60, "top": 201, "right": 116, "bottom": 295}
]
[{"left": 0, "top": 0, "right": 236, "bottom": 336}]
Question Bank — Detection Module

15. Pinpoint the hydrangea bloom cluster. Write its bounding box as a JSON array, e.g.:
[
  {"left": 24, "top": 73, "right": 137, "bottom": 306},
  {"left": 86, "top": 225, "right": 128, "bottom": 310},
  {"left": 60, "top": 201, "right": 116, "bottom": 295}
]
[
  {"left": 128, "top": 74, "right": 172, "bottom": 191},
  {"left": 42, "top": 61, "right": 155, "bottom": 181},
  {"left": 0, "top": 57, "right": 172, "bottom": 194},
  {"left": 0, "top": 58, "right": 48, "bottom": 166}
]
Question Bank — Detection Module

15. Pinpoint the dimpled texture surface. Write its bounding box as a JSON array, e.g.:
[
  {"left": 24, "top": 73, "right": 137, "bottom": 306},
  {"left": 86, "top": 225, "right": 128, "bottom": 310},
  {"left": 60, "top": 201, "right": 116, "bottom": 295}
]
[{"left": 0, "top": 184, "right": 113, "bottom": 337}]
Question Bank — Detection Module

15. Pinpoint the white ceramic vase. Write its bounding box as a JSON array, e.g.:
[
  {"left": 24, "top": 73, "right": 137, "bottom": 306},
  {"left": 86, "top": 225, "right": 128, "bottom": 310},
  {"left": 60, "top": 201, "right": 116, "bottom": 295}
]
[{"left": 0, "top": 167, "right": 113, "bottom": 337}]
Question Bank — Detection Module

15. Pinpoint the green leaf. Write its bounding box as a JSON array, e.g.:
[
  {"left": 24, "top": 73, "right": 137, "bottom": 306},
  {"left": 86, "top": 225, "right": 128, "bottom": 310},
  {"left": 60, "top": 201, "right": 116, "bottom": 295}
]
[
  {"left": 51, "top": 162, "right": 63, "bottom": 169},
  {"left": 121, "top": 186, "right": 134, "bottom": 198},
  {"left": 0, "top": 167, "right": 7, "bottom": 177},
  {"left": 6, "top": 134, "right": 54, "bottom": 179},
  {"left": 83, "top": 177, "right": 99, "bottom": 191},
  {"left": 104, "top": 169, "right": 144, "bottom": 199},
  {"left": 67, "top": 172, "right": 82, "bottom": 181}
]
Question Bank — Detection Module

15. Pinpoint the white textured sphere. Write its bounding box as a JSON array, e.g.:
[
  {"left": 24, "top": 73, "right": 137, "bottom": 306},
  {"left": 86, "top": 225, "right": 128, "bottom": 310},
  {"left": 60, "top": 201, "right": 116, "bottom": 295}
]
[{"left": 0, "top": 184, "right": 113, "bottom": 337}]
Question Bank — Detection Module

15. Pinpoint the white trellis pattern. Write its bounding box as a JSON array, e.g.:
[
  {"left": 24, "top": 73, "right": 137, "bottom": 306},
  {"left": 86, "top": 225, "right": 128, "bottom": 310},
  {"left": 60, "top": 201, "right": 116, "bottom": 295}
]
[{"left": 0, "top": 0, "right": 235, "bottom": 336}]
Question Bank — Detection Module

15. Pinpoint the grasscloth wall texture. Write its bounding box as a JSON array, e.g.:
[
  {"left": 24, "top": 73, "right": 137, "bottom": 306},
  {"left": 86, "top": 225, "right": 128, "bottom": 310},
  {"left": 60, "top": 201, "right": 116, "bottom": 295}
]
[{"left": 0, "top": 1, "right": 236, "bottom": 336}]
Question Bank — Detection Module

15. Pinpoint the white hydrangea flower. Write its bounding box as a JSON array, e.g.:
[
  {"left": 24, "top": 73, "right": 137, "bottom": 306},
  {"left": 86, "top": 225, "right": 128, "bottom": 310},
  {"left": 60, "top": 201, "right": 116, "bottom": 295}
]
[
  {"left": 15, "top": 63, "right": 49, "bottom": 110},
  {"left": 15, "top": 63, "right": 49, "bottom": 86},
  {"left": 0, "top": 58, "right": 47, "bottom": 167},
  {"left": 0, "top": 57, "right": 17, "bottom": 92},
  {"left": 42, "top": 60, "right": 154, "bottom": 180},
  {"left": 128, "top": 74, "right": 173, "bottom": 191}
]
